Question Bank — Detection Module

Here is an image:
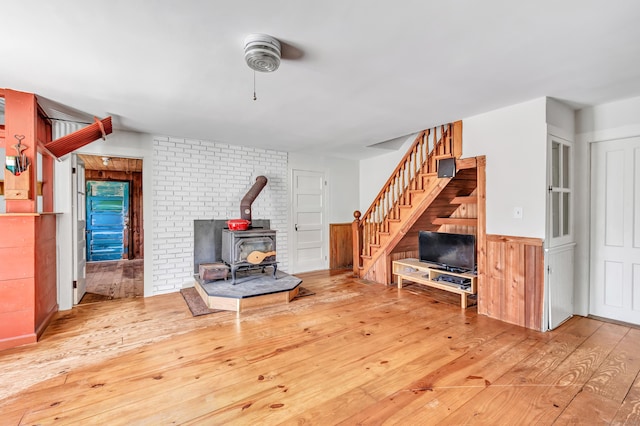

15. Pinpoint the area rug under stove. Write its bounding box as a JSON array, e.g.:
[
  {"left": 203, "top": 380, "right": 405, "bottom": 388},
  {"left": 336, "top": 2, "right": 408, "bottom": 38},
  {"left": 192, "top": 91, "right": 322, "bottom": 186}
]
[{"left": 180, "top": 287, "right": 224, "bottom": 316}]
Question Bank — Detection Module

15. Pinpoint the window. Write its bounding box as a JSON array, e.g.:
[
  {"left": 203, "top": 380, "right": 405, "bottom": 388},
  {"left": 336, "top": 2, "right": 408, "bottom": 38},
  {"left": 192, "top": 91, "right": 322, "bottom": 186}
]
[{"left": 548, "top": 137, "right": 573, "bottom": 245}]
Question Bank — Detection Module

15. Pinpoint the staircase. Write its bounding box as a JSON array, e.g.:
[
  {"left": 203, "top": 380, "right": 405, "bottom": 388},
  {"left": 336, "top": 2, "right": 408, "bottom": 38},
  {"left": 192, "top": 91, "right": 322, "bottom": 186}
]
[{"left": 352, "top": 121, "right": 486, "bottom": 285}]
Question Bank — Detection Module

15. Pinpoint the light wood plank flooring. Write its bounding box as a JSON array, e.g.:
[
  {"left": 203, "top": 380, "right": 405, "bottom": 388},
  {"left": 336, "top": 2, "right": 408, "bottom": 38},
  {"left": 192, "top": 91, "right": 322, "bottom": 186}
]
[
  {"left": 1, "top": 269, "right": 639, "bottom": 424},
  {"left": 80, "top": 259, "right": 144, "bottom": 304}
]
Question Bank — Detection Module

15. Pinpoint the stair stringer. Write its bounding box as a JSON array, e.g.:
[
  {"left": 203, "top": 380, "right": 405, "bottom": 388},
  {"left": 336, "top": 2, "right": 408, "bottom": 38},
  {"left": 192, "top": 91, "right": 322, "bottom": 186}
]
[
  {"left": 361, "top": 160, "right": 479, "bottom": 284},
  {"left": 361, "top": 176, "right": 452, "bottom": 283}
]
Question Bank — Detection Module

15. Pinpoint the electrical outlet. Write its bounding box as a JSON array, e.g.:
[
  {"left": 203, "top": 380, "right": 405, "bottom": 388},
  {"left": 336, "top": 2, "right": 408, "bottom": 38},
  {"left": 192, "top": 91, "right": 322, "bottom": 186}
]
[{"left": 513, "top": 207, "right": 523, "bottom": 219}]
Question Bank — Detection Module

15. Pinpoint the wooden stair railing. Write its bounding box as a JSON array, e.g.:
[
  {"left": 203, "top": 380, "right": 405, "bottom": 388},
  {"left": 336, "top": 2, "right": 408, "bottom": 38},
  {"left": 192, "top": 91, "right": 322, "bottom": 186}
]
[{"left": 352, "top": 121, "right": 462, "bottom": 277}]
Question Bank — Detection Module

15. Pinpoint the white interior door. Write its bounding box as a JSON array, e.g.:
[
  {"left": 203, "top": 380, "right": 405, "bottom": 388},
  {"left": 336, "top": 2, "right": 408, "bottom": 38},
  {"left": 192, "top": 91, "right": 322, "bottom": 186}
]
[
  {"left": 72, "top": 155, "right": 87, "bottom": 304},
  {"left": 291, "top": 169, "right": 327, "bottom": 273},
  {"left": 590, "top": 137, "right": 640, "bottom": 325}
]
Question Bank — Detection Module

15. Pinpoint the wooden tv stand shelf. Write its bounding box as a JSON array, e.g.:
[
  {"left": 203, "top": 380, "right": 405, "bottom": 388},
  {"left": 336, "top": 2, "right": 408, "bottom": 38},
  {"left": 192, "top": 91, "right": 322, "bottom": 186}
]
[{"left": 392, "top": 258, "right": 477, "bottom": 308}]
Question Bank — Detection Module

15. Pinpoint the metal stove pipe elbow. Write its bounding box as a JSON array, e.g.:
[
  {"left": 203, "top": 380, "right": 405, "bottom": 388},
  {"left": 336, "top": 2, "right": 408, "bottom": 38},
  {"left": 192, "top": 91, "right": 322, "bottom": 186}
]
[{"left": 240, "top": 175, "right": 268, "bottom": 221}]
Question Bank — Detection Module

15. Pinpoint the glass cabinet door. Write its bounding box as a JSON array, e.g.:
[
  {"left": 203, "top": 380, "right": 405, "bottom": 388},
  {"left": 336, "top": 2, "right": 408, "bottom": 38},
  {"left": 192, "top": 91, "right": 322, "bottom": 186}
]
[{"left": 548, "top": 137, "right": 573, "bottom": 245}]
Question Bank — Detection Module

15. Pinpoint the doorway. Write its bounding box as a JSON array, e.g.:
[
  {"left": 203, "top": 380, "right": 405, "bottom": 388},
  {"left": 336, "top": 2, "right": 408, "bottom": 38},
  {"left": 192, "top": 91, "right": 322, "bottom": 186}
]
[
  {"left": 75, "top": 154, "right": 144, "bottom": 304},
  {"left": 87, "top": 180, "right": 129, "bottom": 261}
]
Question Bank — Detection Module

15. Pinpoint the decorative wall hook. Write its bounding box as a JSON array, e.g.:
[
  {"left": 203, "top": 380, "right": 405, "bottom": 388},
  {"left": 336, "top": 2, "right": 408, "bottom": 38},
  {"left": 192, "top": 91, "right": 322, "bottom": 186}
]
[{"left": 9, "top": 134, "right": 29, "bottom": 175}]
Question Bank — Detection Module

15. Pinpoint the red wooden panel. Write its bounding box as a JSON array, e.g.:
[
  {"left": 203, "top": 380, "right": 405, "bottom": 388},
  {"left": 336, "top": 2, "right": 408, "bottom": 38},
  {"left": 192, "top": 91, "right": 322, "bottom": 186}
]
[
  {"left": 34, "top": 215, "right": 58, "bottom": 329},
  {"left": 0, "top": 216, "right": 35, "bottom": 248},
  {"left": 0, "top": 333, "right": 37, "bottom": 351},
  {"left": 0, "top": 309, "right": 34, "bottom": 339},
  {"left": 0, "top": 246, "right": 34, "bottom": 280},
  {"left": 4, "top": 89, "right": 38, "bottom": 213},
  {"left": 0, "top": 278, "right": 34, "bottom": 311}
]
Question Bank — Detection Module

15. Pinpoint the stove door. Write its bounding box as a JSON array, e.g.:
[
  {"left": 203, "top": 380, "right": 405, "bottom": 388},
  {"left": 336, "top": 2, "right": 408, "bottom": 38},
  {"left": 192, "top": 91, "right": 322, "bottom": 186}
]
[{"left": 234, "top": 237, "right": 276, "bottom": 263}]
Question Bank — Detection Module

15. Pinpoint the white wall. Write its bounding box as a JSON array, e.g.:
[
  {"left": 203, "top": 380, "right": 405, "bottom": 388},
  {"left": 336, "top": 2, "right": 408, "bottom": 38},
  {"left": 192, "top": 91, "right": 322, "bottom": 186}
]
[
  {"left": 358, "top": 135, "right": 416, "bottom": 212},
  {"left": 464, "top": 98, "right": 548, "bottom": 238},
  {"left": 287, "top": 152, "right": 359, "bottom": 273},
  {"left": 152, "top": 137, "right": 288, "bottom": 295},
  {"left": 574, "top": 95, "right": 640, "bottom": 316},
  {"left": 546, "top": 98, "right": 576, "bottom": 140},
  {"left": 55, "top": 129, "right": 154, "bottom": 310},
  {"left": 52, "top": 124, "right": 360, "bottom": 305},
  {"left": 289, "top": 153, "right": 359, "bottom": 223}
]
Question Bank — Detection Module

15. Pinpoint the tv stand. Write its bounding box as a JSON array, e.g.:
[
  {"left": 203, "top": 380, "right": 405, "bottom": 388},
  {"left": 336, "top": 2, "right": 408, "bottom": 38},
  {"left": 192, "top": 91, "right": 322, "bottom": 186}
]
[{"left": 392, "top": 258, "right": 477, "bottom": 308}]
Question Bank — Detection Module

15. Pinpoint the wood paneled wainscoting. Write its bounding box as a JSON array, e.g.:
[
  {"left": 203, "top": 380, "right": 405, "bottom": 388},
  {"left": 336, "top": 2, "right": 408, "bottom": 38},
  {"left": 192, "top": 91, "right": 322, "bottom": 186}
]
[
  {"left": 479, "top": 234, "right": 545, "bottom": 330},
  {"left": 329, "top": 223, "right": 352, "bottom": 269}
]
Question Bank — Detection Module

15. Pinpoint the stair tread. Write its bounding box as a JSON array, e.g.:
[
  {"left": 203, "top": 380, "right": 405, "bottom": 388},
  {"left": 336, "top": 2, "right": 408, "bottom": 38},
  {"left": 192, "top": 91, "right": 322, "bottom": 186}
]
[
  {"left": 433, "top": 217, "right": 477, "bottom": 226},
  {"left": 451, "top": 195, "right": 478, "bottom": 204}
]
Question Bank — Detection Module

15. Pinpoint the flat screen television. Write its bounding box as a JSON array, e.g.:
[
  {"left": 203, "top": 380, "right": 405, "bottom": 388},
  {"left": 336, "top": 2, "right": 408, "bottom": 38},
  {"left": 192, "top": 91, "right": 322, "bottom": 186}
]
[{"left": 418, "top": 231, "right": 476, "bottom": 272}]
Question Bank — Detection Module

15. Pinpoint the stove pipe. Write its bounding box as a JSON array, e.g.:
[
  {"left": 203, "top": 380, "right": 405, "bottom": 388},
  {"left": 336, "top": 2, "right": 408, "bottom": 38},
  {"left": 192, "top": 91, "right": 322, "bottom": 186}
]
[{"left": 240, "top": 175, "right": 268, "bottom": 221}]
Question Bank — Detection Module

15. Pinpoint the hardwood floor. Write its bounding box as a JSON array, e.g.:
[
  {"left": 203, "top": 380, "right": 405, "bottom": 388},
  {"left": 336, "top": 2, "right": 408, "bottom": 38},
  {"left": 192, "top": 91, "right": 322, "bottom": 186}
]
[
  {"left": 1, "top": 269, "right": 639, "bottom": 424},
  {"left": 80, "top": 259, "right": 144, "bottom": 304}
]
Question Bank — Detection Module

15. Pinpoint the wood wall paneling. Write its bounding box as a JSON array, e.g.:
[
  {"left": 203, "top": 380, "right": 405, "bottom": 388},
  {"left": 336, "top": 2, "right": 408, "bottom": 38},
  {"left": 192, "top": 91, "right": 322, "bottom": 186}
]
[
  {"left": 329, "top": 223, "right": 353, "bottom": 269},
  {"left": 481, "top": 234, "right": 544, "bottom": 330},
  {"left": 79, "top": 155, "right": 142, "bottom": 173}
]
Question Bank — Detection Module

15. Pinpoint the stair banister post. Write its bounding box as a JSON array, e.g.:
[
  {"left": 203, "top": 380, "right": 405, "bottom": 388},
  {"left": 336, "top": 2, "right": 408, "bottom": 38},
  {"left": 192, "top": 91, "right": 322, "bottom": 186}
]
[{"left": 352, "top": 210, "right": 362, "bottom": 277}]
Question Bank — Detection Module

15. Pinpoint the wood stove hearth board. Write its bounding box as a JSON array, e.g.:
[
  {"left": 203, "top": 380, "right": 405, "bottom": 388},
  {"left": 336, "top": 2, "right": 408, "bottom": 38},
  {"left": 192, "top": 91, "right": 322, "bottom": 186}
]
[{"left": 192, "top": 271, "right": 302, "bottom": 313}]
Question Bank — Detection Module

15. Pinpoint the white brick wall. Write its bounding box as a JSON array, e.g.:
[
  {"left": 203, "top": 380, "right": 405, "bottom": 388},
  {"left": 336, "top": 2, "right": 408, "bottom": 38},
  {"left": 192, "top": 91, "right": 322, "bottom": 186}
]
[{"left": 152, "top": 137, "right": 288, "bottom": 295}]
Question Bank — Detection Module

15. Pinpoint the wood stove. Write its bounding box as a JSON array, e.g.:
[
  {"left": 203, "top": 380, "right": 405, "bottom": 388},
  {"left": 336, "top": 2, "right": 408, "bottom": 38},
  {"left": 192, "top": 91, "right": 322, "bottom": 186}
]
[{"left": 221, "top": 229, "right": 277, "bottom": 283}]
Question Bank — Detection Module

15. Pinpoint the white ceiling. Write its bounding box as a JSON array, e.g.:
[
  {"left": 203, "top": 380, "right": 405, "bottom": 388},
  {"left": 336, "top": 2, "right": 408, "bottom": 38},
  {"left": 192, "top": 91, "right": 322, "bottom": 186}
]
[{"left": 3, "top": 1, "right": 640, "bottom": 159}]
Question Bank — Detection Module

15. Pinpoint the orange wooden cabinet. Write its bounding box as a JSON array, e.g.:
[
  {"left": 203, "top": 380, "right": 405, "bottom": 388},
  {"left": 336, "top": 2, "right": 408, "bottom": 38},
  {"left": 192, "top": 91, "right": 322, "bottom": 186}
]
[
  {"left": 1, "top": 88, "right": 58, "bottom": 350},
  {"left": 0, "top": 214, "right": 58, "bottom": 350}
]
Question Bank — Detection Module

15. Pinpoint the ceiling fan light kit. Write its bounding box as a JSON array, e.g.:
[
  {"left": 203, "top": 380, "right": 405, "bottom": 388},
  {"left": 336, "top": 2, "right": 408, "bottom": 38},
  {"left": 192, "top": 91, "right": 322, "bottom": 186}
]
[{"left": 244, "top": 33, "right": 281, "bottom": 73}]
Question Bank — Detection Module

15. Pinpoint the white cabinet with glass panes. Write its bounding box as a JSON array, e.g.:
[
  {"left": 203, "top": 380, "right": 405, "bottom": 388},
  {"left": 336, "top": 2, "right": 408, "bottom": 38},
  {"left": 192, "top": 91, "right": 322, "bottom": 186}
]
[{"left": 545, "top": 134, "right": 575, "bottom": 330}]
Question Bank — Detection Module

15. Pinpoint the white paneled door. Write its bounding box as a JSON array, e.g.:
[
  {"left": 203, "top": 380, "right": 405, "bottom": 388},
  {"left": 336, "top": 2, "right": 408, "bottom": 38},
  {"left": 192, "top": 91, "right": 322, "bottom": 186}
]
[
  {"left": 291, "top": 169, "right": 327, "bottom": 273},
  {"left": 72, "top": 155, "right": 87, "bottom": 304},
  {"left": 590, "top": 137, "right": 640, "bottom": 325}
]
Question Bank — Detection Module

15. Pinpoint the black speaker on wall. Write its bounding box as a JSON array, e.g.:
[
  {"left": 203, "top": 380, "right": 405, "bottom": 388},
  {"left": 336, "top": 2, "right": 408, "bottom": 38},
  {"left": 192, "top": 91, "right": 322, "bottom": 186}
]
[{"left": 437, "top": 157, "right": 456, "bottom": 178}]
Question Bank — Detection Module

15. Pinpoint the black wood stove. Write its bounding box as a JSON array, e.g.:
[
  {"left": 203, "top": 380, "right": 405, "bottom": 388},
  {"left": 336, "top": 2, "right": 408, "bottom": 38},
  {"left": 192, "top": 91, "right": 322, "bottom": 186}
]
[{"left": 221, "top": 229, "right": 277, "bottom": 283}]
